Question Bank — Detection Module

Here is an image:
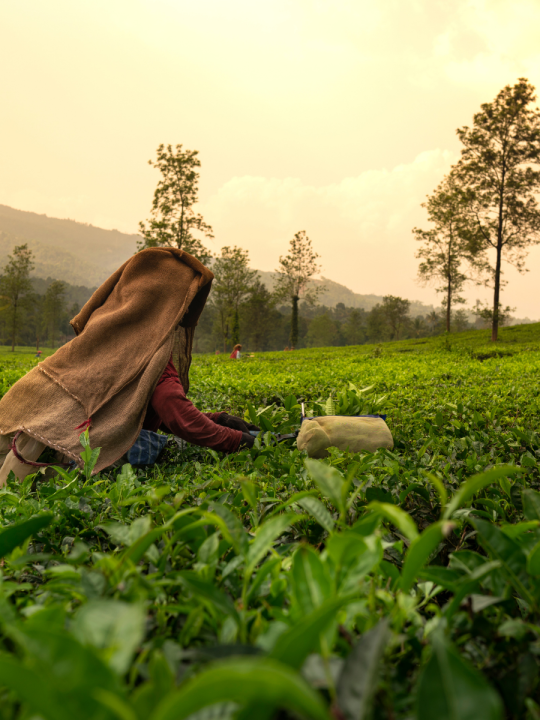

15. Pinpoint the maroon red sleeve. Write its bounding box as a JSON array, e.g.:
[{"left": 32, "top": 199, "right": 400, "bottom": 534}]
[{"left": 144, "top": 358, "right": 242, "bottom": 453}]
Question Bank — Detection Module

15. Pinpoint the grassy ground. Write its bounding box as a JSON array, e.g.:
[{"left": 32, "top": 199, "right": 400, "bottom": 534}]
[
  {"left": 0, "top": 345, "right": 55, "bottom": 360},
  {"left": 1, "top": 323, "right": 540, "bottom": 718}
]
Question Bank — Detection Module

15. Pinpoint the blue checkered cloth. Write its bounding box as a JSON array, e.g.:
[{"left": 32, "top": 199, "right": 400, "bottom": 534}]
[{"left": 126, "top": 429, "right": 168, "bottom": 466}]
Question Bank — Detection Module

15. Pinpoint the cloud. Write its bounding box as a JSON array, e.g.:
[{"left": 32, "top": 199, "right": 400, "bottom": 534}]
[{"left": 203, "top": 149, "right": 456, "bottom": 301}]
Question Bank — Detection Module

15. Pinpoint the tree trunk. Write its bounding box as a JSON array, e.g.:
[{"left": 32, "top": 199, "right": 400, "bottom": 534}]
[
  {"left": 10, "top": 299, "right": 16, "bottom": 352},
  {"left": 492, "top": 168, "right": 506, "bottom": 342},
  {"left": 223, "top": 319, "right": 229, "bottom": 354},
  {"left": 290, "top": 295, "right": 299, "bottom": 348},
  {"left": 446, "top": 278, "right": 452, "bottom": 333},
  {"left": 232, "top": 308, "right": 240, "bottom": 346},
  {"left": 492, "top": 243, "right": 502, "bottom": 341}
]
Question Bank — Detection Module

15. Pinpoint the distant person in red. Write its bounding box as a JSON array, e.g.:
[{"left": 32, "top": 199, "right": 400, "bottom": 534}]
[{"left": 230, "top": 344, "right": 242, "bottom": 359}]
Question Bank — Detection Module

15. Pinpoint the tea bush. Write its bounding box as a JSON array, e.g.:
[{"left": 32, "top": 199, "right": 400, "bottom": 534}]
[{"left": 1, "top": 327, "right": 540, "bottom": 719}]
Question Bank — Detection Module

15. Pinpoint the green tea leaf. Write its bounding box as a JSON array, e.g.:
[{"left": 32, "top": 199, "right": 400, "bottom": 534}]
[
  {"left": 72, "top": 599, "right": 145, "bottom": 675},
  {"left": 151, "top": 658, "right": 331, "bottom": 720},
  {"left": 522, "top": 488, "right": 540, "bottom": 521},
  {"left": 177, "top": 571, "right": 240, "bottom": 627},
  {"left": 205, "top": 505, "right": 249, "bottom": 557},
  {"left": 246, "top": 513, "right": 299, "bottom": 575},
  {"left": 444, "top": 466, "right": 522, "bottom": 519},
  {"left": 271, "top": 596, "right": 352, "bottom": 670},
  {"left": 416, "top": 630, "right": 503, "bottom": 720},
  {"left": 291, "top": 545, "right": 331, "bottom": 615},
  {"left": 424, "top": 472, "right": 448, "bottom": 510},
  {"left": 473, "top": 519, "right": 535, "bottom": 606},
  {"left": 336, "top": 619, "right": 389, "bottom": 720},
  {"left": 0, "top": 514, "right": 53, "bottom": 559},
  {"left": 527, "top": 541, "right": 540, "bottom": 576},
  {"left": 297, "top": 496, "right": 335, "bottom": 532},
  {"left": 401, "top": 521, "right": 454, "bottom": 593},
  {"left": 305, "top": 459, "right": 345, "bottom": 514},
  {"left": 367, "top": 501, "right": 419, "bottom": 542}
]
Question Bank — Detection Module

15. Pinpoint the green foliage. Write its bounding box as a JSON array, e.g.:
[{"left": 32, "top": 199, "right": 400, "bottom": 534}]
[
  {"left": 42, "top": 279, "right": 68, "bottom": 349},
  {"left": 414, "top": 172, "right": 479, "bottom": 333},
  {"left": 0, "top": 243, "right": 34, "bottom": 351},
  {"left": 210, "top": 246, "right": 258, "bottom": 351},
  {"left": 138, "top": 143, "right": 213, "bottom": 262},
  {"left": 274, "top": 230, "right": 323, "bottom": 348},
  {"left": 454, "top": 78, "right": 540, "bottom": 341},
  {"left": 1, "top": 337, "right": 540, "bottom": 718}
]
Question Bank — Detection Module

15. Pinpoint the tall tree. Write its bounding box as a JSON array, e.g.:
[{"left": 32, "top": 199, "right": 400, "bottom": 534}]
[
  {"left": 0, "top": 244, "right": 34, "bottom": 351},
  {"left": 414, "top": 173, "right": 482, "bottom": 332},
  {"left": 412, "top": 316, "right": 427, "bottom": 338},
  {"left": 240, "top": 280, "right": 279, "bottom": 351},
  {"left": 366, "top": 304, "right": 389, "bottom": 342},
  {"left": 274, "top": 231, "right": 323, "bottom": 348},
  {"left": 381, "top": 295, "right": 410, "bottom": 340},
  {"left": 426, "top": 310, "right": 443, "bottom": 336},
  {"left": 343, "top": 309, "right": 365, "bottom": 345},
  {"left": 43, "top": 280, "right": 67, "bottom": 348},
  {"left": 138, "top": 143, "right": 213, "bottom": 262},
  {"left": 211, "top": 246, "right": 258, "bottom": 351},
  {"left": 454, "top": 78, "right": 540, "bottom": 341}
]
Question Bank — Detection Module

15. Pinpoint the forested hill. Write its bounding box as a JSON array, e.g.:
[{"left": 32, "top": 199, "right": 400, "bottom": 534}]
[
  {"left": 0, "top": 204, "right": 138, "bottom": 287},
  {"left": 0, "top": 203, "right": 435, "bottom": 315}
]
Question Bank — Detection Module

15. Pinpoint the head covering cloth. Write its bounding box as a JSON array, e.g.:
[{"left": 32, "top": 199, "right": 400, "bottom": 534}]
[{"left": 0, "top": 248, "right": 213, "bottom": 472}]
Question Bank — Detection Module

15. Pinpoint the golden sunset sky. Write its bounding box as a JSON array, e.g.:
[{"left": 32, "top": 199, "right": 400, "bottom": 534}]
[{"left": 2, "top": 0, "right": 540, "bottom": 316}]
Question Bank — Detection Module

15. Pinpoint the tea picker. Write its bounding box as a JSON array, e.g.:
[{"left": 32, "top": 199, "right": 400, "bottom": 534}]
[{"left": 0, "top": 248, "right": 257, "bottom": 486}]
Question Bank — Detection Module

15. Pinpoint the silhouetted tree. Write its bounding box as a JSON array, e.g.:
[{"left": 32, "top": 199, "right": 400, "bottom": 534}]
[
  {"left": 382, "top": 295, "right": 410, "bottom": 340},
  {"left": 211, "top": 246, "right": 257, "bottom": 351},
  {"left": 454, "top": 79, "right": 540, "bottom": 341},
  {"left": 414, "top": 173, "right": 482, "bottom": 332},
  {"left": 274, "top": 231, "right": 323, "bottom": 348},
  {"left": 139, "top": 143, "right": 213, "bottom": 262},
  {"left": 240, "top": 280, "right": 279, "bottom": 351},
  {"left": 452, "top": 309, "right": 470, "bottom": 332},
  {"left": 0, "top": 244, "right": 34, "bottom": 351},
  {"left": 43, "top": 280, "right": 67, "bottom": 348},
  {"left": 344, "top": 309, "right": 365, "bottom": 345}
]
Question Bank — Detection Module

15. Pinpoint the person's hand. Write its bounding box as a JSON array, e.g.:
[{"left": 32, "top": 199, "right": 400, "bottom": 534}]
[
  {"left": 217, "top": 413, "right": 260, "bottom": 433},
  {"left": 238, "top": 432, "right": 255, "bottom": 449}
]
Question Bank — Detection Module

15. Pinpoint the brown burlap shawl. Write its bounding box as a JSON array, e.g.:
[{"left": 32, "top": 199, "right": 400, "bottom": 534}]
[{"left": 0, "top": 247, "right": 213, "bottom": 472}]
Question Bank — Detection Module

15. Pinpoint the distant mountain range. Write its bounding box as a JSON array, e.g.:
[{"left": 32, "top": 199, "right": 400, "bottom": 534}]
[
  {"left": 0, "top": 203, "right": 439, "bottom": 317},
  {"left": 256, "top": 271, "right": 436, "bottom": 317},
  {"left": 0, "top": 204, "right": 138, "bottom": 287}
]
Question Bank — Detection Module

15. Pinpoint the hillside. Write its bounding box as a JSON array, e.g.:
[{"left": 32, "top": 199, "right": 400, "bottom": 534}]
[
  {"left": 256, "top": 270, "right": 436, "bottom": 317},
  {"left": 0, "top": 204, "right": 440, "bottom": 315},
  {"left": 0, "top": 204, "right": 138, "bottom": 286},
  {"left": 4, "top": 204, "right": 534, "bottom": 324}
]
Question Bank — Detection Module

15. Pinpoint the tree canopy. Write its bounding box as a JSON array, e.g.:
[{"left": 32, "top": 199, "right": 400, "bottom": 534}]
[
  {"left": 210, "top": 246, "right": 258, "bottom": 350},
  {"left": 414, "top": 173, "right": 482, "bottom": 332},
  {"left": 274, "top": 231, "right": 323, "bottom": 348},
  {"left": 138, "top": 144, "right": 213, "bottom": 262},
  {"left": 454, "top": 78, "right": 540, "bottom": 341},
  {"left": 0, "top": 244, "right": 34, "bottom": 351}
]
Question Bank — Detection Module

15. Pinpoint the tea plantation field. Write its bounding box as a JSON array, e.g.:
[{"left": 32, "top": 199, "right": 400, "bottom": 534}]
[{"left": 1, "top": 325, "right": 540, "bottom": 719}]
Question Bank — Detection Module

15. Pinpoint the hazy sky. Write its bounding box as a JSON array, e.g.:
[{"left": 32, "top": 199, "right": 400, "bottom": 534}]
[{"left": 2, "top": 0, "right": 540, "bottom": 316}]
